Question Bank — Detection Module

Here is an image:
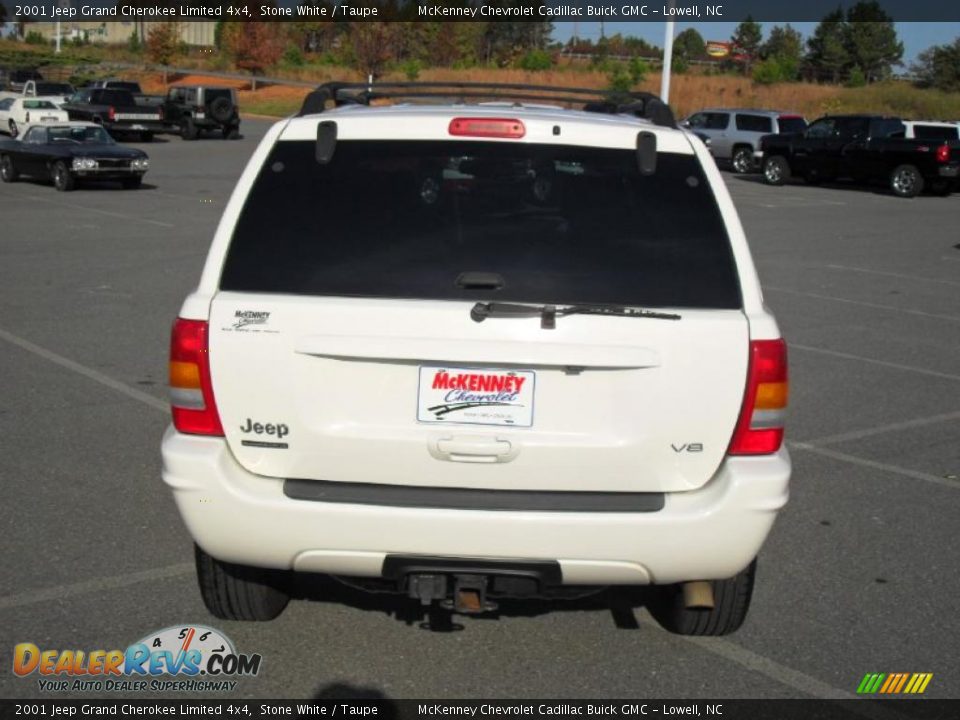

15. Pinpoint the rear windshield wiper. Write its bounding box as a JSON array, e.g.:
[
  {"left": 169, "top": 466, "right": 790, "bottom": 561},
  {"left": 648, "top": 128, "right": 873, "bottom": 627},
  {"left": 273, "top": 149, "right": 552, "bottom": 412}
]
[{"left": 470, "top": 302, "right": 681, "bottom": 329}]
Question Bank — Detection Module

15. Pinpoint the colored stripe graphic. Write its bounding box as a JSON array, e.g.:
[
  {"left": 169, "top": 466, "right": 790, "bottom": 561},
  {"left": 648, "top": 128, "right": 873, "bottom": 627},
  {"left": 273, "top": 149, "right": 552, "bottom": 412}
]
[{"left": 858, "top": 672, "right": 932, "bottom": 694}]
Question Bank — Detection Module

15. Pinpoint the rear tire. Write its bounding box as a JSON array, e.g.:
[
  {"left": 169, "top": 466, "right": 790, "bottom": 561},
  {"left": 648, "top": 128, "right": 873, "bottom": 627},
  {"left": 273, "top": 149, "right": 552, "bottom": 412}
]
[
  {"left": 52, "top": 161, "right": 75, "bottom": 192},
  {"left": 194, "top": 544, "right": 291, "bottom": 621},
  {"left": 929, "top": 179, "right": 953, "bottom": 196},
  {"left": 731, "top": 146, "right": 754, "bottom": 174},
  {"left": 0, "top": 155, "right": 18, "bottom": 182},
  {"left": 181, "top": 117, "right": 198, "bottom": 141},
  {"left": 890, "top": 164, "right": 923, "bottom": 198},
  {"left": 221, "top": 124, "right": 240, "bottom": 140},
  {"left": 649, "top": 559, "right": 757, "bottom": 636},
  {"left": 762, "top": 156, "right": 789, "bottom": 186},
  {"left": 9, "top": 120, "right": 19, "bottom": 138}
]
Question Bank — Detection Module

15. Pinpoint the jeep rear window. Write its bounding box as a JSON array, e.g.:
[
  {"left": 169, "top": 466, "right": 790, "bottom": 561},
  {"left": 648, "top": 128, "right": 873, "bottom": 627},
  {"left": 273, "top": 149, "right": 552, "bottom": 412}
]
[{"left": 220, "top": 140, "right": 741, "bottom": 309}]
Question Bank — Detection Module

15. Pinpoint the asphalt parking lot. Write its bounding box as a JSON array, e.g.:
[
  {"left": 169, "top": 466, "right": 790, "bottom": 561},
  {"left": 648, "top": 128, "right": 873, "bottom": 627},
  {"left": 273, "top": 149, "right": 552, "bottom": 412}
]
[{"left": 1, "top": 119, "right": 958, "bottom": 700}]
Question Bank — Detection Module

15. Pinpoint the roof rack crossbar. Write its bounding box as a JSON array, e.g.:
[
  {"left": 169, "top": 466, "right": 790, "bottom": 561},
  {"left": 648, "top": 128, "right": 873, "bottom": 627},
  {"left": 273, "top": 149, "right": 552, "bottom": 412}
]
[{"left": 297, "top": 81, "right": 677, "bottom": 128}]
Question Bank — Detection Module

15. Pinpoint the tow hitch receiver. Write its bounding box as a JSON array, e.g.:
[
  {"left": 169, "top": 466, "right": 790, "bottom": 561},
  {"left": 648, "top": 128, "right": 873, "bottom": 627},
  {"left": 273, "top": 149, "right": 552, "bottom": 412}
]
[{"left": 443, "top": 574, "right": 498, "bottom": 614}]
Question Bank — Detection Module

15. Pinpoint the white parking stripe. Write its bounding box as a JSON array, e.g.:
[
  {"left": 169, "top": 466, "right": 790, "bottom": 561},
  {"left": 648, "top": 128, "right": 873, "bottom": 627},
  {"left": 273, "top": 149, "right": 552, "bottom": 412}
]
[
  {"left": 827, "top": 264, "right": 960, "bottom": 288},
  {"left": 0, "top": 564, "right": 193, "bottom": 612},
  {"left": 765, "top": 286, "right": 960, "bottom": 323},
  {"left": 17, "top": 192, "right": 174, "bottom": 228},
  {"left": 802, "top": 410, "right": 960, "bottom": 447},
  {"left": 791, "top": 343, "right": 960, "bottom": 383},
  {"left": 0, "top": 326, "right": 168, "bottom": 412},
  {"left": 789, "top": 442, "right": 958, "bottom": 490}
]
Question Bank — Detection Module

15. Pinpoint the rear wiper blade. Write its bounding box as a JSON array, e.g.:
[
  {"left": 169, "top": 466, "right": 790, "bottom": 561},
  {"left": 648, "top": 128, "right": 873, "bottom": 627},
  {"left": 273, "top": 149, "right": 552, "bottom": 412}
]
[{"left": 470, "top": 302, "right": 681, "bottom": 329}]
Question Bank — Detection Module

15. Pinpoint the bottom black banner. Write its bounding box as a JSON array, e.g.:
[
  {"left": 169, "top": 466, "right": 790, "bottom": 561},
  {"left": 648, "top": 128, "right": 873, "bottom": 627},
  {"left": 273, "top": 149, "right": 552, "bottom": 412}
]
[{"left": 1, "top": 700, "right": 958, "bottom": 720}]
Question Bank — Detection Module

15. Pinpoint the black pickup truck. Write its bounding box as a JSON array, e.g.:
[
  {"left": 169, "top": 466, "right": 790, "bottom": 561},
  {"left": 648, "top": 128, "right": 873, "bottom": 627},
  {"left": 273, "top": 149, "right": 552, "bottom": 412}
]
[
  {"left": 61, "top": 88, "right": 165, "bottom": 142},
  {"left": 759, "top": 115, "right": 960, "bottom": 197}
]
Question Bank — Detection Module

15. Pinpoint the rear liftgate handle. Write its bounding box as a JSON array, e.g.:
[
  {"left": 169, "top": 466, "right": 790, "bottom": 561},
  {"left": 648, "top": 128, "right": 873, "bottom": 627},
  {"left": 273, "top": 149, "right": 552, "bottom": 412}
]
[{"left": 429, "top": 436, "right": 519, "bottom": 464}]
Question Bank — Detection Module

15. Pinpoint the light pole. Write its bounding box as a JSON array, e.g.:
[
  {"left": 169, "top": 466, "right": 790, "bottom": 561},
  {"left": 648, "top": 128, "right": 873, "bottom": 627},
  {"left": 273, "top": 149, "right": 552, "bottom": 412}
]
[{"left": 660, "top": 17, "right": 676, "bottom": 103}]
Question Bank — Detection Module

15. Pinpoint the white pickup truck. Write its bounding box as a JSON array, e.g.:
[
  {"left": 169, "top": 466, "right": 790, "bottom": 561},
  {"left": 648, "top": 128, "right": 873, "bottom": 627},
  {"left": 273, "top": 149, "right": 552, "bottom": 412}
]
[
  {"left": 161, "top": 83, "right": 790, "bottom": 635},
  {"left": 22, "top": 80, "right": 74, "bottom": 104}
]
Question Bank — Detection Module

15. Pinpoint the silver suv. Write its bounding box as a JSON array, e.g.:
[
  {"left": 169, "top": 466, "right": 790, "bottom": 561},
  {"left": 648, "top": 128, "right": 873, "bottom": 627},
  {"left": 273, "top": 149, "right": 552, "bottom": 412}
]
[{"left": 683, "top": 109, "right": 807, "bottom": 173}]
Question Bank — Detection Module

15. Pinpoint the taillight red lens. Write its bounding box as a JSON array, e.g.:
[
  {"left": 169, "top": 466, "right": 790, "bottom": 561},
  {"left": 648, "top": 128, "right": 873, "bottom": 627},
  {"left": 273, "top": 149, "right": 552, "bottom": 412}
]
[
  {"left": 107, "top": 106, "right": 115, "bottom": 121},
  {"left": 728, "top": 339, "right": 788, "bottom": 455},
  {"left": 449, "top": 118, "right": 525, "bottom": 139},
  {"left": 169, "top": 318, "right": 223, "bottom": 436},
  {"left": 936, "top": 144, "right": 949, "bottom": 163}
]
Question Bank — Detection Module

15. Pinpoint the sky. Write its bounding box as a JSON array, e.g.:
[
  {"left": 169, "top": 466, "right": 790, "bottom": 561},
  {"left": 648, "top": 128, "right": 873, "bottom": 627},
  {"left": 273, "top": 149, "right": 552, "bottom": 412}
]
[{"left": 552, "top": 21, "right": 960, "bottom": 64}]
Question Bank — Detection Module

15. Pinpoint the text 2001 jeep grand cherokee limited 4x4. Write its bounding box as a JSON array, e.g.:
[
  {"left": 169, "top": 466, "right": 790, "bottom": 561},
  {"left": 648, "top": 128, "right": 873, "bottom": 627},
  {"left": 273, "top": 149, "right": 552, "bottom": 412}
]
[{"left": 162, "top": 82, "right": 790, "bottom": 636}]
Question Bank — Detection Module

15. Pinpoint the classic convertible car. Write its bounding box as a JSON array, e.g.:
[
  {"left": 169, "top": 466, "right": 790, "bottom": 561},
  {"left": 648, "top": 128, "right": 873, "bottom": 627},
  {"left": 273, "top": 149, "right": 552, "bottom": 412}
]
[{"left": 0, "top": 121, "right": 149, "bottom": 191}]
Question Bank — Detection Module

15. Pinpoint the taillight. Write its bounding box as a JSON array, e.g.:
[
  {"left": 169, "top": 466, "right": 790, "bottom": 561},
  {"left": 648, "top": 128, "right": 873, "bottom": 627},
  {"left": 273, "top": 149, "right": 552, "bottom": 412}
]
[
  {"left": 728, "top": 339, "right": 788, "bottom": 455},
  {"left": 107, "top": 106, "right": 116, "bottom": 121},
  {"left": 169, "top": 318, "right": 223, "bottom": 436},
  {"left": 449, "top": 118, "right": 525, "bottom": 139},
  {"left": 158, "top": 106, "right": 163, "bottom": 121},
  {"left": 936, "top": 144, "right": 949, "bottom": 163}
]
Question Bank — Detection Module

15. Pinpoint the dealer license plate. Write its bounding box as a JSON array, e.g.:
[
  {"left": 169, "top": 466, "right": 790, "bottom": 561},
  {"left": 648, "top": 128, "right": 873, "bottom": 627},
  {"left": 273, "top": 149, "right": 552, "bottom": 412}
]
[{"left": 417, "top": 367, "right": 535, "bottom": 427}]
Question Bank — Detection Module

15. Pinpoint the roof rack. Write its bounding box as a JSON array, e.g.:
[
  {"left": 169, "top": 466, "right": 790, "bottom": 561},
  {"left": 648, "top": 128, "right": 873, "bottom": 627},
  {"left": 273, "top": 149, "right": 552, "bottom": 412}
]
[{"left": 296, "top": 81, "right": 677, "bottom": 129}]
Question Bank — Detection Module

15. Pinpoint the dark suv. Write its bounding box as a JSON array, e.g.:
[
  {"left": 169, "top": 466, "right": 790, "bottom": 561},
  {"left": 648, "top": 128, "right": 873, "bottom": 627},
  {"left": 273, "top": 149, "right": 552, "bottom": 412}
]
[{"left": 162, "top": 86, "right": 240, "bottom": 140}]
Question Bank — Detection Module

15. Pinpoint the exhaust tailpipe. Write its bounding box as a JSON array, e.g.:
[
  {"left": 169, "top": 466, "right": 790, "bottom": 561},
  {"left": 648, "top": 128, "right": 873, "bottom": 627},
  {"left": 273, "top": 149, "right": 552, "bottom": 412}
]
[{"left": 682, "top": 581, "right": 715, "bottom": 609}]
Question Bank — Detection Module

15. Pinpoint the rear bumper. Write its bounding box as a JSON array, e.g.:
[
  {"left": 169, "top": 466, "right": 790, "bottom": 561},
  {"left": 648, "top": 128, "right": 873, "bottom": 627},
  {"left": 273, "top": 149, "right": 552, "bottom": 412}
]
[
  {"left": 161, "top": 426, "right": 790, "bottom": 585},
  {"left": 937, "top": 165, "right": 958, "bottom": 178}
]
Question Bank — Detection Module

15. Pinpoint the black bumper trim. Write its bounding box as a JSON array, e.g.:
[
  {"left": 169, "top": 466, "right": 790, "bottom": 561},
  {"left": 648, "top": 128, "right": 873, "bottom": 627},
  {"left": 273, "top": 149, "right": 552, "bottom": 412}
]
[
  {"left": 283, "top": 478, "right": 664, "bottom": 512},
  {"left": 382, "top": 555, "right": 563, "bottom": 587}
]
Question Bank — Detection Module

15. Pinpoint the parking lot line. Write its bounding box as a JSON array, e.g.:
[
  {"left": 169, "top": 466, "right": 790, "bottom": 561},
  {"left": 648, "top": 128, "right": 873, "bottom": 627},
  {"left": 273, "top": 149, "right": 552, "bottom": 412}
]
[
  {"left": 826, "top": 264, "right": 960, "bottom": 288},
  {"left": 0, "top": 327, "right": 167, "bottom": 413},
  {"left": 802, "top": 410, "right": 960, "bottom": 447},
  {"left": 791, "top": 343, "right": 960, "bottom": 383},
  {"left": 16, "top": 193, "right": 175, "bottom": 228},
  {"left": 0, "top": 563, "right": 193, "bottom": 612},
  {"left": 789, "top": 442, "right": 958, "bottom": 490},
  {"left": 765, "top": 286, "right": 960, "bottom": 323}
]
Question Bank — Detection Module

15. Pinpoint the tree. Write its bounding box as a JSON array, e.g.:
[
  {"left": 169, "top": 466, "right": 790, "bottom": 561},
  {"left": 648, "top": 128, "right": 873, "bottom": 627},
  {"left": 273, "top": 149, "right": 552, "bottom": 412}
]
[
  {"left": 731, "top": 16, "right": 763, "bottom": 74},
  {"left": 221, "top": 22, "right": 285, "bottom": 75},
  {"left": 673, "top": 28, "right": 705, "bottom": 62},
  {"left": 912, "top": 38, "right": 960, "bottom": 92},
  {"left": 806, "top": 9, "right": 850, "bottom": 83},
  {"left": 843, "top": 1, "right": 903, "bottom": 82},
  {"left": 760, "top": 24, "right": 803, "bottom": 80},
  {"left": 347, "top": 23, "right": 401, "bottom": 79},
  {"left": 146, "top": 22, "right": 180, "bottom": 66}
]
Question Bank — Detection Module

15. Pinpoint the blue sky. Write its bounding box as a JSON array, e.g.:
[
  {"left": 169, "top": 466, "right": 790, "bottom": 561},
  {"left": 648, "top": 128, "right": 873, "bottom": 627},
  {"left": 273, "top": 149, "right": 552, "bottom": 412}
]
[{"left": 552, "top": 22, "right": 960, "bottom": 64}]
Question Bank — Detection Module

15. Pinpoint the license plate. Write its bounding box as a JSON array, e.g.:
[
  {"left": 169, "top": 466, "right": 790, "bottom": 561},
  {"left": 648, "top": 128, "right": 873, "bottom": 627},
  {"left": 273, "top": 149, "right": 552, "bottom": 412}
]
[
  {"left": 417, "top": 367, "right": 535, "bottom": 427},
  {"left": 115, "top": 114, "right": 157, "bottom": 121},
  {"left": 195, "top": 113, "right": 205, "bottom": 120},
  {"left": 41, "top": 117, "right": 57, "bottom": 121}
]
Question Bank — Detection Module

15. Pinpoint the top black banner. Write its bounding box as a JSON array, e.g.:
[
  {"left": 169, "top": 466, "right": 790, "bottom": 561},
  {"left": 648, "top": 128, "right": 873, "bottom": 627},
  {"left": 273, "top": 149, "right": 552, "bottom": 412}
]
[{"left": 4, "top": 0, "right": 960, "bottom": 23}]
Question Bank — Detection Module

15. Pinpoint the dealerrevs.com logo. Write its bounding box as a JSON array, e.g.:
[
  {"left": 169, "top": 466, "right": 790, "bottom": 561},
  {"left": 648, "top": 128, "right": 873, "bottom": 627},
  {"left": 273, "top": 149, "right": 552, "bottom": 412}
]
[{"left": 13, "top": 625, "right": 262, "bottom": 693}]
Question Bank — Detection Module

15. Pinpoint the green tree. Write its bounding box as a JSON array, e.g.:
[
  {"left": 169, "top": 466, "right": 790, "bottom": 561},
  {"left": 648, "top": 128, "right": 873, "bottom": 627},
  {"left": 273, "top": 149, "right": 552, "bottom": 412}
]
[
  {"left": 673, "top": 28, "right": 705, "bottom": 63},
  {"left": 731, "top": 16, "right": 763, "bottom": 74},
  {"left": 912, "top": 38, "right": 960, "bottom": 92},
  {"left": 806, "top": 8, "right": 850, "bottom": 83},
  {"left": 843, "top": 1, "right": 903, "bottom": 82},
  {"left": 761, "top": 24, "right": 803, "bottom": 80}
]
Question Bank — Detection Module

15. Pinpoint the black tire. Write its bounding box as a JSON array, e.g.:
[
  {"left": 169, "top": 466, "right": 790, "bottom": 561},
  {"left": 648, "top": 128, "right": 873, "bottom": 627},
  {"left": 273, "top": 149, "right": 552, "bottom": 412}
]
[
  {"left": 181, "top": 116, "right": 198, "bottom": 141},
  {"left": 140, "top": 132, "right": 154, "bottom": 143},
  {"left": 890, "top": 164, "right": 923, "bottom": 198},
  {"left": 222, "top": 124, "right": 240, "bottom": 140},
  {"left": 194, "top": 544, "right": 291, "bottom": 621},
  {"left": 649, "top": 559, "right": 757, "bottom": 636},
  {"left": 121, "top": 176, "right": 142, "bottom": 190},
  {"left": 51, "top": 161, "right": 75, "bottom": 192},
  {"left": 731, "top": 146, "right": 754, "bottom": 174},
  {"left": 762, "top": 156, "right": 790, "bottom": 186},
  {"left": 9, "top": 119, "right": 19, "bottom": 138},
  {"left": 0, "top": 155, "right": 18, "bottom": 182},
  {"left": 209, "top": 96, "right": 234, "bottom": 125}
]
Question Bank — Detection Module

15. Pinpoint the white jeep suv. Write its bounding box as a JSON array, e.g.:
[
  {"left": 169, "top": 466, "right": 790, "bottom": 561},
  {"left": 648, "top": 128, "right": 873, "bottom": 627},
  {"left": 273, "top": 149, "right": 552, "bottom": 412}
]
[{"left": 162, "top": 83, "right": 790, "bottom": 635}]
